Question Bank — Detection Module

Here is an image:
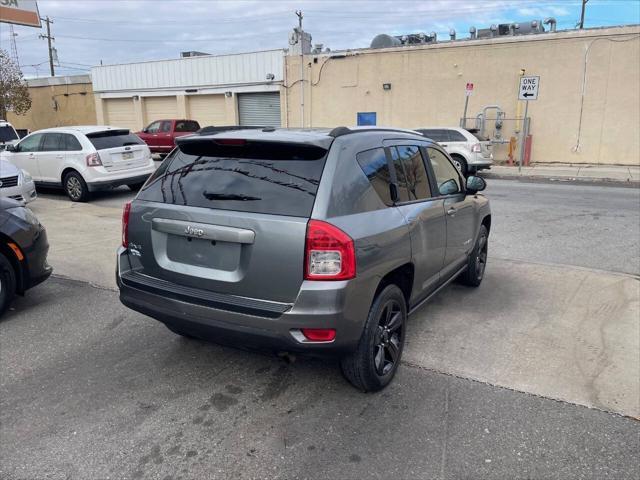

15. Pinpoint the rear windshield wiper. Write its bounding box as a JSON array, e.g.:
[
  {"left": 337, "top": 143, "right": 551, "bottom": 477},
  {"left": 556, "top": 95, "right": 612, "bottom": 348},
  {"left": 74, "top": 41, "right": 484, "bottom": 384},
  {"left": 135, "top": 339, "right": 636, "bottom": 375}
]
[{"left": 203, "top": 191, "right": 261, "bottom": 201}]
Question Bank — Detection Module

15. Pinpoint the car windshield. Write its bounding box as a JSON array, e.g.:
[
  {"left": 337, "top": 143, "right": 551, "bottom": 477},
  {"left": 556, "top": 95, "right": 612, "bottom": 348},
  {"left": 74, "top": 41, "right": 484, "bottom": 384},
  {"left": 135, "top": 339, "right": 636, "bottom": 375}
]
[
  {"left": 86, "top": 129, "right": 145, "bottom": 150},
  {"left": 0, "top": 125, "right": 19, "bottom": 142},
  {"left": 138, "top": 140, "right": 328, "bottom": 217}
]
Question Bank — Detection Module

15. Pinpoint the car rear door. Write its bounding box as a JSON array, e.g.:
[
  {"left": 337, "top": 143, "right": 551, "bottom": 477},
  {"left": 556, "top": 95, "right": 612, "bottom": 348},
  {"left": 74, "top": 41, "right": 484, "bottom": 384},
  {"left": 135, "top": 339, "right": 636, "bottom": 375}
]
[
  {"left": 385, "top": 144, "right": 446, "bottom": 298},
  {"left": 425, "top": 146, "right": 475, "bottom": 279},
  {"left": 86, "top": 130, "right": 150, "bottom": 172},
  {"left": 37, "top": 133, "right": 67, "bottom": 182},
  {"left": 127, "top": 137, "right": 330, "bottom": 304}
]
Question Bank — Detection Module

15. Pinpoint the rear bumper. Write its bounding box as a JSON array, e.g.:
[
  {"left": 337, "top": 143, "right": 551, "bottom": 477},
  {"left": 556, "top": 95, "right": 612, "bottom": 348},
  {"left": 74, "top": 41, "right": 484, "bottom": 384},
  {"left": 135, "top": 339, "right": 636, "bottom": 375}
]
[
  {"left": 468, "top": 153, "right": 493, "bottom": 169},
  {"left": 87, "top": 172, "right": 153, "bottom": 192},
  {"left": 116, "top": 249, "right": 371, "bottom": 356}
]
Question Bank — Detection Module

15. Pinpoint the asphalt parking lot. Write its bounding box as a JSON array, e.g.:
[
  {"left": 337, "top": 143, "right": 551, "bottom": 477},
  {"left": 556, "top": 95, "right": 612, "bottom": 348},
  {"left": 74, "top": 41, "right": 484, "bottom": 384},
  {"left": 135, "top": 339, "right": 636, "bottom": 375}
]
[{"left": 1, "top": 179, "right": 639, "bottom": 479}]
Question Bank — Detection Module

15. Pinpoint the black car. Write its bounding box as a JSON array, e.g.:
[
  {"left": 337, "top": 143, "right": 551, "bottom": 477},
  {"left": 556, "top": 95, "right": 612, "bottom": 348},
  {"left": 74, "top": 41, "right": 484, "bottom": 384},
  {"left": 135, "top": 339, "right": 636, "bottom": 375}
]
[{"left": 0, "top": 198, "right": 52, "bottom": 315}]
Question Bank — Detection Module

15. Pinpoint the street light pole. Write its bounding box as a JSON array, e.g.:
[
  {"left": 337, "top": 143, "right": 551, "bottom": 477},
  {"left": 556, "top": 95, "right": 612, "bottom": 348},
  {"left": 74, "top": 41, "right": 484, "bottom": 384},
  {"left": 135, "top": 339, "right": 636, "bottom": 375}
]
[{"left": 579, "top": 0, "right": 589, "bottom": 29}]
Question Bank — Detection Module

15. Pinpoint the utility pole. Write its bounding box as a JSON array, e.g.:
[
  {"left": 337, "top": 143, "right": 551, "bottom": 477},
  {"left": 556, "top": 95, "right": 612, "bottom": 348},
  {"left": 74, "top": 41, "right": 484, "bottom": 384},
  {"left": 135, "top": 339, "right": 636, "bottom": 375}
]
[
  {"left": 579, "top": 0, "right": 588, "bottom": 29},
  {"left": 295, "top": 10, "right": 304, "bottom": 128},
  {"left": 39, "top": 16, "right": 55, "bottom": 76},
  {"left": 9, "top": 25, "right": 19, "bottom": 65}
]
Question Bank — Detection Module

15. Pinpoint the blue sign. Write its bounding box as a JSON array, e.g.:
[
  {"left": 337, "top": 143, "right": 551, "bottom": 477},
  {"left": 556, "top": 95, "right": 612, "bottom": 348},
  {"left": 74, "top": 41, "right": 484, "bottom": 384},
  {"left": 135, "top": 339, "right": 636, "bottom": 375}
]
[{"left": 357, "top": 112, "right": 377, "bottom": 126}]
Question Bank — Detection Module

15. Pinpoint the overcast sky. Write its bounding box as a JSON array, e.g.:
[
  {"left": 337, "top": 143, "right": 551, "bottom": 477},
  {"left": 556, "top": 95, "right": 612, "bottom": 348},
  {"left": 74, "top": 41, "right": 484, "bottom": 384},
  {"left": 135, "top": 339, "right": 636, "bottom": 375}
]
[{"left": 1, "top": 0, "right": 638, "bottom": 77}]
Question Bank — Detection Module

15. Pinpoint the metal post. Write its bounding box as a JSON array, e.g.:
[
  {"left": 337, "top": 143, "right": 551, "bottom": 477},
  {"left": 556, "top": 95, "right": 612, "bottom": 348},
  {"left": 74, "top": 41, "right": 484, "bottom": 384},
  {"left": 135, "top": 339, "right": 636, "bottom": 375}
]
[
  {"left": 519, "top": 100, "right": 529, "bottom": 172},
  {"left": 296, "top": 10, "right": 304, "bottom": 128},
  {"left": 461, "top": 95, "right": 470, "bottom": 128}
]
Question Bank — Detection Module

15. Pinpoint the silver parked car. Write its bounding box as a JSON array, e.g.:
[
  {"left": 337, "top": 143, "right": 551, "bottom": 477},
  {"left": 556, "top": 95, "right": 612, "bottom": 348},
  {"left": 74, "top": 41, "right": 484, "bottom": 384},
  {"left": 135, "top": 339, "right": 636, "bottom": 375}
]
[
  {"left": 0, "top": 159, "right": 37, "bottom": 205},
  {"left": 117, "top": 126, "right": 491, "bottom": 391},
  {"left": 415, "top": 127, "right": 493, "bottom": 176}
]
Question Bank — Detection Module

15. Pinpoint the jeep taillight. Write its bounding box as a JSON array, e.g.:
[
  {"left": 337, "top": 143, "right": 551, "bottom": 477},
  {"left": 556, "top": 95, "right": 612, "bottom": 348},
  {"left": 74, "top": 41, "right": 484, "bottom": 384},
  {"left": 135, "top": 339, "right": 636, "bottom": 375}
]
[
  {"left": 86, "top": 152, "right": 102, "bottom": 166},
  {"left": 471, "top": 143, "right": 482, "bottom": 153},
  {"left": 122, "top": 201, "right": 131, "bottom": 248},
  {"left": 304, "top": 220, "right": 355, "bottom": 281}
]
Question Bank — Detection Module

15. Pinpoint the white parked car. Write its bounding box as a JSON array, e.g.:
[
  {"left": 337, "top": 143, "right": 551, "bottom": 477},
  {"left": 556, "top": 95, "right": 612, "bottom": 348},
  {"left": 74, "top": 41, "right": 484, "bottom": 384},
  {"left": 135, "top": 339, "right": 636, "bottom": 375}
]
[
  {"left": 0, "top": 159, "right": 37, "bottom": 205},
  {"left": 0, "top": 119, "right": 20, "bottom": 152},
  {"left": 0, "top": 126, "right": 155, "bottom": 202},
  {"left": 415, "top": 127, "right": 493, "bottom": 176}
]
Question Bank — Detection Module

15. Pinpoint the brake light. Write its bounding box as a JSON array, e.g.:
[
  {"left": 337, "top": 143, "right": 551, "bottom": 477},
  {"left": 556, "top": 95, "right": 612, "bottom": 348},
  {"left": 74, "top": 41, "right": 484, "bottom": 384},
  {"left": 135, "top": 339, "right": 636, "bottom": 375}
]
[
  {"left": 86, "top": 152, "right": 102, "bottom": 166},
  {"left": 471, "top": 143, "right": 482, "bottom": 153},
  {"left": 122, "top": 201, "right": 131, "bottom": 248},
  {"left": 304, "top": 220, "right": 355, "bottom": 280},
  {"left": 301, "top": 328, "right": 336, "bottom": 342},
  {"left": 213, "top": 138, "right": 246, "bottom": 146}
]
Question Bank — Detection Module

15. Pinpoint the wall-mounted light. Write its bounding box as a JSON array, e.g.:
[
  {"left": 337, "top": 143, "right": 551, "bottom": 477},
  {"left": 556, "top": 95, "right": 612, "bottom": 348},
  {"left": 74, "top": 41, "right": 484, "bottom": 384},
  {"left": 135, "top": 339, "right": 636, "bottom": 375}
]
[
  {"left": 383, "top": 83, "right": 392, "bottom": 90},
  {"left": 266, "top": 73, "right": 275, "bottom": 81},
  {"left": 132, "top": 95, "right": 140, "bottom": 101},
  {"left": 225, "top": 91, "right": 233, "bottom": 98},
  {"left": 185, "top": 88, "right": 198, "bottom": 93}
]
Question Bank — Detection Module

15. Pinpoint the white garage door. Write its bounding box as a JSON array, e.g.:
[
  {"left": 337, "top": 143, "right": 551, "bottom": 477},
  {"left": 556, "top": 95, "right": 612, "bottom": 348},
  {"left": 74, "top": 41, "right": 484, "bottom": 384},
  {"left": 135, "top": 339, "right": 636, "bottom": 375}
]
[
  {"left": 104, "top": 98, "right": 136, "bottom": 131},
  {"left": 238, "top": 92, "right": 281, "bottom": 127},
  {"left": 143, "top": 96, "right": 178, "bottom": 125},
  {"left": 188, "top": 94, "right": 226, "bottom": 128}
]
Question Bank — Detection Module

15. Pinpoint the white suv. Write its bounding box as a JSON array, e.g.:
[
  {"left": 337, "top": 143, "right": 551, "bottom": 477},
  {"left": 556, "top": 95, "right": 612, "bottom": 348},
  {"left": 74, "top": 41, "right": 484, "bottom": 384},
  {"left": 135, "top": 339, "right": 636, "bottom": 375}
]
[
  {"left": 415, "top": 127, "right": 493, "bottom": 176},
  {"left": 0, "top": 126, "right": 155, "bottom": 201},
  {"left": 0, "top": 120, "right": 20, "bottom": 152}
]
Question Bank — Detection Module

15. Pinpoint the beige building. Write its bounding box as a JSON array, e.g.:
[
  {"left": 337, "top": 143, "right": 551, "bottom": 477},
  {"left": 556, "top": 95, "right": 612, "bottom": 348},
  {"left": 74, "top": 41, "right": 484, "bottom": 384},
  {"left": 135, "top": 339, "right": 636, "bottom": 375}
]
[
  {"left": 284, "top": 25, "right": 640, "bottom": 165},
  {"left": 6, "top": 75, "right": 96, "bottom": 132}
]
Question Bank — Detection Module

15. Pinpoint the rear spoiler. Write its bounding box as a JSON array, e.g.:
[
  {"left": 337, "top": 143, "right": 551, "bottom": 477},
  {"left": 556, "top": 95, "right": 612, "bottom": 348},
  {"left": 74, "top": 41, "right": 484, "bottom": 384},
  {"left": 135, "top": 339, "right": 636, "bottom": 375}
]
[{"left": 176, "top": 137, "right": 329, "bottom": 160}]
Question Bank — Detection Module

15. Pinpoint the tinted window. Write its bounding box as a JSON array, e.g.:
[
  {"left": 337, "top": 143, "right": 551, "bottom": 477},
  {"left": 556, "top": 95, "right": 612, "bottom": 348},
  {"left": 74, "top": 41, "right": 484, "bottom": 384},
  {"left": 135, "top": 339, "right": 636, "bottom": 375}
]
[
  {"left": 449, "top": 130, "right": 468, "bottom": 142},
  {"left": 356, "top": 148, "right": 393, "bottom": 206},
  {"left": 395, "top": 146, "right": 431, "bottom": 200},
  {"left": 0, "top": 125, "right": 18, "bottom": 142},
  {"left": 388, "top": 148, "right": 410, "bottom": 203},
  {"left": 41, "top": 133, "right": 63, "bottom": 152},
  {"left": 87, "top": 130, "right": 145, "bottom": 150},
  {"left": 160, "top": 121, "right": 172, "bottom": 133},
  {"left": 18, "top": 133, "right": 44, "bottom": 152},
  {"left": 427, "top": 147, "right": 461, "bottom": 195},
  {"left": 417, "top": 129, "right": 449, "bottom": 142},
  {"left": 146, "top": 121, "right": 161, "bottom": 133},
  {"left": 138, "top": 141, "right": 328, "bottom": 217},
  {"left": 62, "top": 133, "right": 83, "bottom": 151},
  {"left": 175, "top": 121, "right": 200, "bottom": 133}
]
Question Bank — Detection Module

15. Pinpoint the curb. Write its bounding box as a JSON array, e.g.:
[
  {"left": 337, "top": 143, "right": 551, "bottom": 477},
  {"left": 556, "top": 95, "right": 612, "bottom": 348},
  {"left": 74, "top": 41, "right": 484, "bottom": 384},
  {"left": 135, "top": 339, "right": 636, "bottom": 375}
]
[{"left": 480, "top": 172, "right": 640, "bottom": 188}]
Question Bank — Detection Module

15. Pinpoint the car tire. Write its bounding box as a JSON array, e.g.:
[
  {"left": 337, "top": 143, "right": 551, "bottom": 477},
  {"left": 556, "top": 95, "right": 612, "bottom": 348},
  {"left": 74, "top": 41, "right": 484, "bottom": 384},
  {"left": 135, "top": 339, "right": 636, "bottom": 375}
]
[
  {"left": 340, "top": 284, "right": 407, "bottom": 392},
  {"left": 451, "top": 154, "right": 468, "bottom": 177},
  {"left": 459, "top": 224, "right": 488, "bottom": 287},
  {"left": 64, "top": 171, "right": 90, "bottom": 202},
  {"left": 127, "top": 182, "right": 145, "bottom": 191},
  {"left": 0, "top": 253, "right": 17, "bottom": 317}
]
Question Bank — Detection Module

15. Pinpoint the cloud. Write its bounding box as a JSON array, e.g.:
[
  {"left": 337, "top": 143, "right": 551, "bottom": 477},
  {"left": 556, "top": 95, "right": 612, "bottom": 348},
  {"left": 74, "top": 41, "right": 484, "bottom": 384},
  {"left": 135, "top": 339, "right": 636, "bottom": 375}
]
[{"left": 0, "top": 0, "right": 618, "bottom": 77}]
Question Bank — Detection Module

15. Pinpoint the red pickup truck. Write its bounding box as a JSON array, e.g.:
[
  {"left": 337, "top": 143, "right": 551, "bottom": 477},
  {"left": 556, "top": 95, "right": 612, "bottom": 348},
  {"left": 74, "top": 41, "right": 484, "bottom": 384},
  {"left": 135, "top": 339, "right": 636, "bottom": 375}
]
[{"left": 136, "top": 119, "right": 200, "bottom": 154}]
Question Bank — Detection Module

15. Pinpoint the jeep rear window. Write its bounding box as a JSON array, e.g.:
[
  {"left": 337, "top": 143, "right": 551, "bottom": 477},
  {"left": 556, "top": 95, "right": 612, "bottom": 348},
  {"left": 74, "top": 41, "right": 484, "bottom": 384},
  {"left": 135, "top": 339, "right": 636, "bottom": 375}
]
[
  {"left": 138, "top": 141, "right": 328, "bottom": 217},
  {"left": 86, "top": 130, "right": 145, "bottom": 150}
]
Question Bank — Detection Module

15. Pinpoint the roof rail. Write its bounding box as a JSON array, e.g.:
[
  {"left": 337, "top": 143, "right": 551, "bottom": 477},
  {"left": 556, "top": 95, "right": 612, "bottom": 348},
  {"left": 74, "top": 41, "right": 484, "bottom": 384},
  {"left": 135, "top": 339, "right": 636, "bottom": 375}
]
[
  {"left": 328, "top": 126, "right": 420, "bottom": 138},
  {"left": 196, "top": 125, "right": 266, "bottom": 135}
]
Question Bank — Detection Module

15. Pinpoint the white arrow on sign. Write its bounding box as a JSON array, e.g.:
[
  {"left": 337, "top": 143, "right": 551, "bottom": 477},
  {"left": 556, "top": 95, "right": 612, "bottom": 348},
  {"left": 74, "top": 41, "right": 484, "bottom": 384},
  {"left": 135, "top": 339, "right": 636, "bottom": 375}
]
[{"left": 519, "top": 75, "right": 540, "bottom": 100}]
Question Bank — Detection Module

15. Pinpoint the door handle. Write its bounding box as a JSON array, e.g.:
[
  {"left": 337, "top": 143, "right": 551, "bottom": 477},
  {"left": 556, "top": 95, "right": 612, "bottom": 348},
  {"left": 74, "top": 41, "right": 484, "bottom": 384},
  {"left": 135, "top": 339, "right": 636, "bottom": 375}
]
[{"left": 446, "top": 207, "right": 457, "bottom": 216}]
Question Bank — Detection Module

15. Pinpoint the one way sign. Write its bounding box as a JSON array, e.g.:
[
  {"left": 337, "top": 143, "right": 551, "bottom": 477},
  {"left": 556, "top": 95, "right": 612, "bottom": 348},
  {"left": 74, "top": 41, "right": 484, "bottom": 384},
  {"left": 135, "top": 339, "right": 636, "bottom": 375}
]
[{"left": 519, "top": 75, "right": 540, "bottom": 100}]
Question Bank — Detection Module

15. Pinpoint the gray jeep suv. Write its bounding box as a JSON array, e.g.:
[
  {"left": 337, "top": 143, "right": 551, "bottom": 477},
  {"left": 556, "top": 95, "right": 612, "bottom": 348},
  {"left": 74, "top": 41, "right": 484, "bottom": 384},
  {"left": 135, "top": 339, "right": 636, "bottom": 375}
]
[{"left": 117, "top": 126, "right": 491, "bottom": 391}]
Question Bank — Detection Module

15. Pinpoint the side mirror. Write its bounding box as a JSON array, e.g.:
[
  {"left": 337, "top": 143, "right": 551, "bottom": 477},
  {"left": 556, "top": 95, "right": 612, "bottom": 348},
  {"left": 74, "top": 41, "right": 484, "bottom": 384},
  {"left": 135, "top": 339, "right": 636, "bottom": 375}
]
[
  {"left": 142, "top": 128, "right": 148, "bottom": 133},
  {"left": 466, "top": 175, "right": 486, "bottom": 194},
  {"left": 5, "top": 144, "right": 17, "bottom": 152}
]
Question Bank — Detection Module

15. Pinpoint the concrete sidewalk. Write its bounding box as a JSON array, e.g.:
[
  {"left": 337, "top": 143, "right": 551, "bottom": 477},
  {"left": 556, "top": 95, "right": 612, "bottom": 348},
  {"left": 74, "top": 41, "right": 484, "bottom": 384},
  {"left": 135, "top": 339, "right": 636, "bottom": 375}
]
[{"left": 483, "top": 164, "right": 640, "bottom": 185}]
